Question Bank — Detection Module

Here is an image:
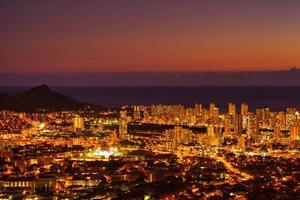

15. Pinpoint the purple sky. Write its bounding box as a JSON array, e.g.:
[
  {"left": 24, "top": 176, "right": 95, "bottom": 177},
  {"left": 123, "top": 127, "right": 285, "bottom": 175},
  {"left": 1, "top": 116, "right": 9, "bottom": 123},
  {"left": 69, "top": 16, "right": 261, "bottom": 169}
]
[{"left": 0, "top": 0, "right": 300, "bottom": 75}]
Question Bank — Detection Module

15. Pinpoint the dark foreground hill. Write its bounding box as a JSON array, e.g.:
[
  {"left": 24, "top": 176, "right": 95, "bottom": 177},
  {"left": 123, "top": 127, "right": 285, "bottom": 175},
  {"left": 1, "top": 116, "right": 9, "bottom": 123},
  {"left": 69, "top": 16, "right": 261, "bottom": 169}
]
[{"left": 0, "top": 84, "right": 92, "bottom": 112}]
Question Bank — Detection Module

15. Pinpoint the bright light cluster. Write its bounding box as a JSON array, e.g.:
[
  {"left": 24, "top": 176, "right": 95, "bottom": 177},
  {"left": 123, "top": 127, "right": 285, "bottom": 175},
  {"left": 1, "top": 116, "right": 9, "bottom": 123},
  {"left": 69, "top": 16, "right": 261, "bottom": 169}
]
[{"left": 86, "top": 147, "right": 119, "bottom": 158}]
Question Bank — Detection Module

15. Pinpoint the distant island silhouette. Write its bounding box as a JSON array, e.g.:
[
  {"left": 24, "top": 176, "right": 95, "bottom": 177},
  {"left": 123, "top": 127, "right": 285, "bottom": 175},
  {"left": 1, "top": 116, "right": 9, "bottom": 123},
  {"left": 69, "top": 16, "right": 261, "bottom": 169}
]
[{"left": 1, "top": 68, "right": 300, "bottom": 86}]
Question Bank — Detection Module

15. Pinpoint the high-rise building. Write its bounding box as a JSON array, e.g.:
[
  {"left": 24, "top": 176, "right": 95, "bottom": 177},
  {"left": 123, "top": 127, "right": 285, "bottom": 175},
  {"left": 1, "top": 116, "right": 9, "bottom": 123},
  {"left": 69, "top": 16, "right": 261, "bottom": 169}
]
[
  {"left": 228, "top": 103, "right": 236, "bottom": 115},
  {"left": 233, "top": 114, "right": 243, "bottom": 138},
  {"left": 253, "top": 116, "right": 260, "bottom": 139},
  {"left": 133, "top": 106, "right": 142, "bottom": 121},
  {"left": 207, "top": 125, "right": 215, "bottom": 137},
  {"left": 256, "top": 107, "right": 270, "bottom": 125},
  {"left": 119, "top": 111, "right": 129, "bottom": 140},
  {"left": 290, "top": 125, "right": 299, "bottom": 141},
  {"left": 286, "top": 108, "right": 297, "bottom": 127},
  {"left": 245, "top": 114, "right": 255, "bottom": 138},
  {"left": 238, "top": 135, "right": 246, "bottom": 151},
  {"left": 241, "top": 103, "right": 249, "bottom": 115},
  {"left": 73, "top": 116, "right": 85, "bottom": 130},
  {"left": 277, "top": 112, "right": 286, "bottom": 126},
  {"left": 223, "top": 121, "right": 231, "bottom": 137},
  {"left": 274, "top": 125, "right": 281, "bottom": 141},
  {"left": 165, "top": 126, "right": 193, "bottom": 147},
  {"left": 209, "top": 103, "right": 216, "bottom": 116},
  {"left": 209, "top": 103, "right": 219, "bottom": 122},
  {"left": 195, "top": 103, "right": 202, "bottom": 114},
  {"left": 175, "top": 126, "right": 192, "bottom": 145}
]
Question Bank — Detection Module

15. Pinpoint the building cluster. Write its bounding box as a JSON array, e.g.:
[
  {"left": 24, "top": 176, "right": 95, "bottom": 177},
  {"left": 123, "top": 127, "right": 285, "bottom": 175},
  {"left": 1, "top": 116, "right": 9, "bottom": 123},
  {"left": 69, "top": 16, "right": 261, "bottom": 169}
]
[
  {"left": 0, "top": 103, "right": 299, "bottom": 199},
  {"left": 127, "top": 103, "right": 300, "bottom": 150}
]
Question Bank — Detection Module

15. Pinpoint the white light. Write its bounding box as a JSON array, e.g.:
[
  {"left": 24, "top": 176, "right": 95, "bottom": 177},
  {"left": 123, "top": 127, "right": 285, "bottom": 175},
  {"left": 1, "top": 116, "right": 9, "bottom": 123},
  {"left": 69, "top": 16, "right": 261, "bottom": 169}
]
[{"left": 86, "top": 148, "right": 118, "bottom": 158}]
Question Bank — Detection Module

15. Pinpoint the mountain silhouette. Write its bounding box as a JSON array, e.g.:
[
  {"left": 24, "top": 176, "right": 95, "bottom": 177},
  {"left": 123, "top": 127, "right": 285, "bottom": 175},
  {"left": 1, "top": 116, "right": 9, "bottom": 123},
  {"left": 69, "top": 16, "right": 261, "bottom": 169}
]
[{"left": 0, "top": 84, "right": 90, "bottom": 111}]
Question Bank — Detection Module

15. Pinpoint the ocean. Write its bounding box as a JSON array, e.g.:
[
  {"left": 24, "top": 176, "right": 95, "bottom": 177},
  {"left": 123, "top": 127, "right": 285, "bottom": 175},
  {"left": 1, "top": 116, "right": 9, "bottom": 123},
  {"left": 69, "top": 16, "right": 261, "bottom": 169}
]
[{"left": 1, "top": 86, "right": 300, "bottom": 111}]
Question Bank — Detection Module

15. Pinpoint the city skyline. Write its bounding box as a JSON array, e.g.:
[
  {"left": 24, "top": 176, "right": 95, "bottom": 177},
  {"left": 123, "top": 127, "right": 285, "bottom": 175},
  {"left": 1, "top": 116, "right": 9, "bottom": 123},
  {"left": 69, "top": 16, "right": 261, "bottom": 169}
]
[
  {"left": 1, "top": 1, "right": 300, "bottom": 199},
  {"left": 0, "top": 92, "right": 299, "bottom": 198}
]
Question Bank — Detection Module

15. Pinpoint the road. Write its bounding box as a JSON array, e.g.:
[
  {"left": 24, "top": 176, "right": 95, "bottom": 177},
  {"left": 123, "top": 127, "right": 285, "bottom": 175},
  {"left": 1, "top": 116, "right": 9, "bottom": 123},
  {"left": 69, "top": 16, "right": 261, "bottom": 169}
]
[{"left": 214, "top": 154, "right": 253, "bottom": 182}]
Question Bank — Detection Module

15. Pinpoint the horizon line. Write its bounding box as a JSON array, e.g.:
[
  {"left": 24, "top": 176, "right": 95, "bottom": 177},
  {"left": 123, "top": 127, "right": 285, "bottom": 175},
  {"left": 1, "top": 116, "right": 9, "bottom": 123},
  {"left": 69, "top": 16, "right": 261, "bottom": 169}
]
[{"left": 1, "top": 67, "right": 300, "bottom": 74}]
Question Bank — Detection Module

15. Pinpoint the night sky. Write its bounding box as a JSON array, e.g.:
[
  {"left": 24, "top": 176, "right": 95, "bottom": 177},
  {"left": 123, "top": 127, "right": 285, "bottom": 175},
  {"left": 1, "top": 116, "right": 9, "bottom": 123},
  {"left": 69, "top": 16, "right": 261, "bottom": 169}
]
[{"left": 1, "top": 0, "right": 300, "bottom": 74}]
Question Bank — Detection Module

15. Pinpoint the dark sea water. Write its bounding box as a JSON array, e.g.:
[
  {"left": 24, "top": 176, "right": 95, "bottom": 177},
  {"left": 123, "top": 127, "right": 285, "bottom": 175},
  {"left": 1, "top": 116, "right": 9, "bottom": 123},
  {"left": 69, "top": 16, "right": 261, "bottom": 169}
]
[{"left": 1, "top": 86, "right": 300, "bottom": 111}]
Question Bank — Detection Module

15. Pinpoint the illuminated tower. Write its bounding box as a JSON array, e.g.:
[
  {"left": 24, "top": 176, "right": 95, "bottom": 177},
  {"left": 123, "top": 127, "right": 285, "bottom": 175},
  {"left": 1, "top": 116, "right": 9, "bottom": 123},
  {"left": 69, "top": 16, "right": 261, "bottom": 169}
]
[
  {"left": 174, "top": 126, "right": 192, "bottom": 145},
  {"left": 195, "top": 103, "right": 202, "bottom": 115},
  {"left": 286, "top": 108, "right": 297, "bottom": 127},
  {"left": 274, "top": 125, "right": 281, "bottom": 141},
  {"left": 209, "top": 103, "right": 219, "bottom": 123},
  {"left": 228, "top": 103, "right": 236, "bottom": 115},
  {"left": 207, "top": 125, "right": 215, "bottom": 137},
  {"left": 133, "top": 106, "right": 142, "bottom": 121},
  {"left": 165, "top": 126, "right": 192, "bottom": 149},
  {"left": 209, "top": 103, "right": 216, "bottom": 117},
  {"left": 256, "top": 107, "right": 270, "bottom": 126},
  {"left": 233, "top": 114, "right": 243, "bottom": 138},
  {"left": 241, "top": 103, "right": 249, "bottom": 115},
  {"left": 207, "top": 125, "right": 219, "bottom": 146},
  {"left": 253, "top": 117, "right": 260, "bottom": 139},
  {"left": 223, "top": 121, "right": 231, "bottom": 137},
  {"left": 73, "top": 116, "right": 85, "bottom": 131},
  {"left": 238, "top": 135, "right": 246, "bottom": 151},
  {"left": 119, "top": 111, "right": 129, "bottom": 140},
  {"left": 277, "top": 112, "right": 286, "bottom": 126},
  {"left": 290, "top": 125, "right": 299, "bottom": 141}
]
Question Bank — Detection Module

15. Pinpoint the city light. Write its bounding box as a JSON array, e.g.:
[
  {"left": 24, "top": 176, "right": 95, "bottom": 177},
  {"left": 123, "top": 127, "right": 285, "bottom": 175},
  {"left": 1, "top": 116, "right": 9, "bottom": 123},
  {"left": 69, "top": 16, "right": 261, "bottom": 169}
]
[{"left": 86, "top": 148, "right": 120, "bottom": 158}]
